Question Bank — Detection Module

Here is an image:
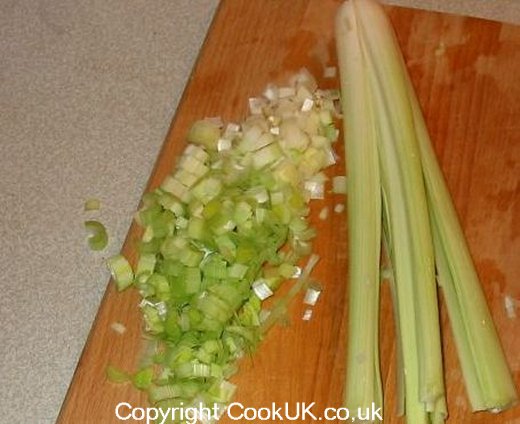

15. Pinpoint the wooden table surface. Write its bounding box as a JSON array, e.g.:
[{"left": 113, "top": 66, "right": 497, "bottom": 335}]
[{"left": 57, "top": 1, "right": 520, "bottom": 422}]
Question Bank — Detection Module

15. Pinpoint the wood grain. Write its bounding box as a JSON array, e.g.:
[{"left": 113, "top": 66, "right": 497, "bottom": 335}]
[{"left": 57, "top": 1, "right": 520, "bottom": 423}]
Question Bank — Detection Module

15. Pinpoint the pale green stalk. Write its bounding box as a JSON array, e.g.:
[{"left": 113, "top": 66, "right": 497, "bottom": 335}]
[
  {"left": 336, "top": 2, "right": 383, "bottom": 420},
  {"left": 404, "top": 60, "right": 518, "bottom": 411},
  {"left": 354, "top": 0, "right": 444, "bottom": 418},
  {"left": 337, "top": 0, "right": 516, "bottom": 419},
  {"left": 339, "top": 1, "right": 446, "bottom": 422}
]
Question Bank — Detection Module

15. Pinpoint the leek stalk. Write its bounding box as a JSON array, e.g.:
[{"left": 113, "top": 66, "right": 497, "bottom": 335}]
[
  {"left": 337, "top": 2, "right": 445, "bottom": 421},
  {"left": 336, "top": 2, "right": 383, "bottom": 418},
  {"left": 336, "top": 0, "right": 517, "bottom": 421},
  {"left": 405, "top": 61, "right": 518, "bottom": 412},
  {"left": 348, "top": 1, "right": 445, "bottom": 420}
]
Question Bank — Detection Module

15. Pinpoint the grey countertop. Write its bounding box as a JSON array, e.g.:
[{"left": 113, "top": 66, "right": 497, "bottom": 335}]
[{"left": 0, "top": 1, "right": 518, "bottom": 423}]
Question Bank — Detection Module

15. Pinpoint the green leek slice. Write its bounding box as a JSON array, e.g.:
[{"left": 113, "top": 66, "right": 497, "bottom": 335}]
[
  {"left": 84, "top": 220, "right": 108, "bottom": 251},
  {"left": 107, "top": 254, "right": 134, "bottom": 291}
]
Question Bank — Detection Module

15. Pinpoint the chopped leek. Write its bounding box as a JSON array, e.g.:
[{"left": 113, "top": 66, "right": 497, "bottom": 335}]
[
  {"left": 323, "top": 66, "right": 337, "bottom": 79},
  {"left": 110, "top": 322, "right": 127, "bottom": 335},
  {"left": 111, "top": 70, "right": 339, "bottom": 412},
  {"left": 504, "top": 296, "right": 516, "bottom": 320},
  {"left": 252, "top": 279, "right": 274, "bottom": 301},
  {"left": 107, "top": 254, "right": 134, "bottom": 291},
  {"left": 318, "top": 207, "right": 329, "bottom": 221},
  {"left": 302, "top": 308, "right": 313, "bottom": 321},
  {"left": 106, "top": 365, "right": 130, "bottom": 383},
  {"left": 332, "top": 175, "right": 347, "bottom": 194},
  {"left": 334, "top": 203, "right": 345, "bottom": 214},
  {"left": 261, "top": 254, "right": 320, "bottom": 333},
  {"left": 303, "top": 284, "right": 322, "bottom": 306},
  {"left": 84, "top": 220, "right": 108, "bottom": 251},
  {"left": 186, "top": 119, "right": 221, "bottom": 151},
  {"left": 84, "top": 198, "right": 101, "bottom": 211}
]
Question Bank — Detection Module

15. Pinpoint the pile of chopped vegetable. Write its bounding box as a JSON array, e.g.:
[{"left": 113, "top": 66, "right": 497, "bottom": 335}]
[{"left": 107, "top": 69, "right": 340, "bottom": 416}]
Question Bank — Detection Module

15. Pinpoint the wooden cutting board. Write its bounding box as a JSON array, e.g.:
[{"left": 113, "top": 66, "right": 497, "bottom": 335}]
[{"left": 57, "top": 1, "right": 520, "bottom": 423}]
